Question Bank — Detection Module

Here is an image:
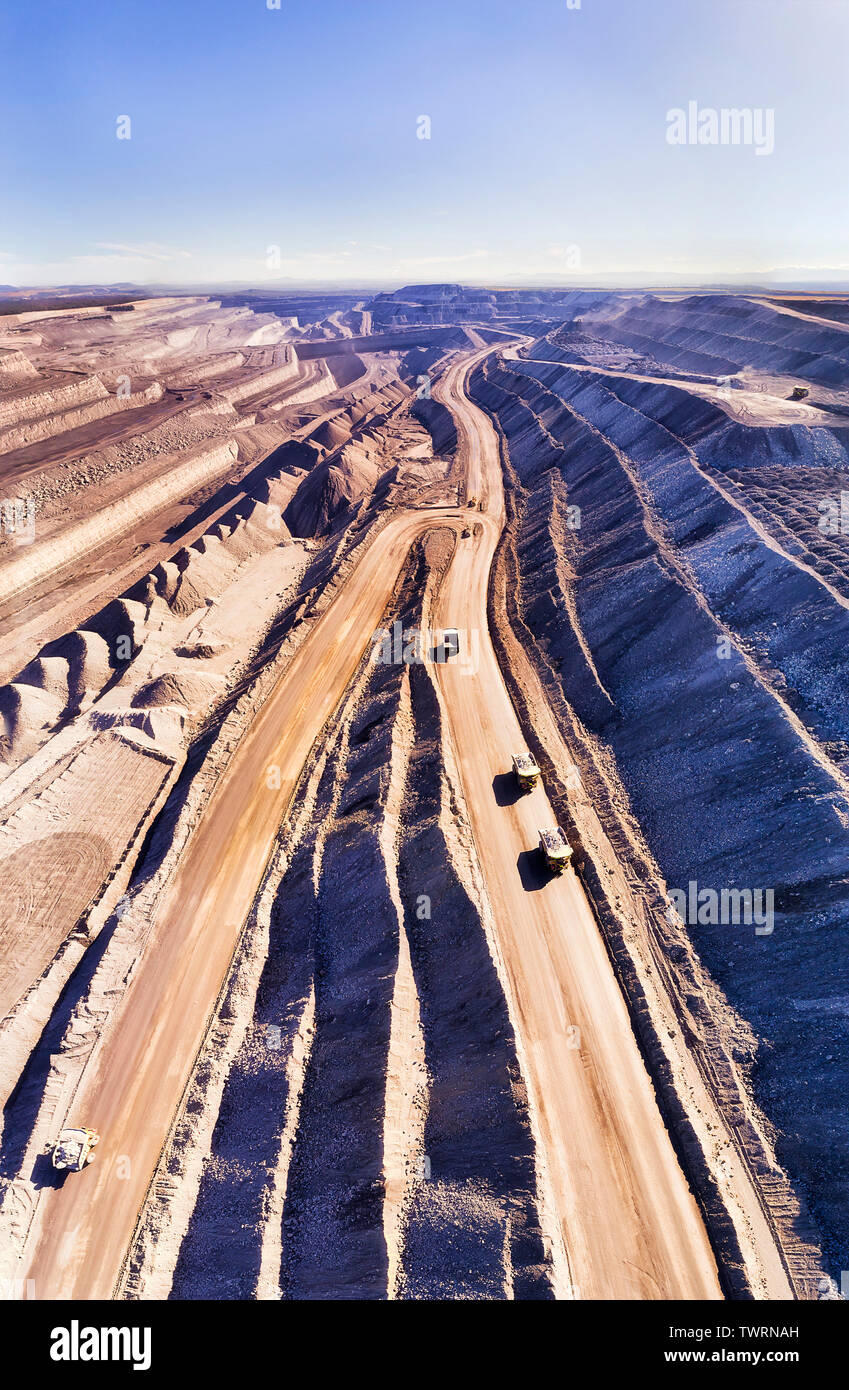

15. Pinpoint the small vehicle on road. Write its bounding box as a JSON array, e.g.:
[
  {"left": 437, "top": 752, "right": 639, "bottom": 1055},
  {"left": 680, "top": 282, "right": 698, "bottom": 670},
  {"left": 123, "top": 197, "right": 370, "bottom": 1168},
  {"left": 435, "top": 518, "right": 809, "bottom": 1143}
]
[
  {"left": 513, "top": 752, "right": 540, "bottom": 792},
  {"left": 538, "top": 826, "right": 572, "bottom": 874},
  {"left": 51, "top": 1127, "right": 100, "bottom": 1172},
  {"left": 441, "top": 628, "right": 460, "bottom": 659}
]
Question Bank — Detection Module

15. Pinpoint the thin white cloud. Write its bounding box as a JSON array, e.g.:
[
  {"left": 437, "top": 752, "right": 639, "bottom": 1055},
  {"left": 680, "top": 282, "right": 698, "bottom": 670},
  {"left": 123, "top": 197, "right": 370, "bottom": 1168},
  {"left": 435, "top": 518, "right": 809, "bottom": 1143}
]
[
  {"left": 92, "top": 242, "right": 193, "bottom": 262},
  {"left": 391, "top": 249, "right": 490, "bottom": 270}
]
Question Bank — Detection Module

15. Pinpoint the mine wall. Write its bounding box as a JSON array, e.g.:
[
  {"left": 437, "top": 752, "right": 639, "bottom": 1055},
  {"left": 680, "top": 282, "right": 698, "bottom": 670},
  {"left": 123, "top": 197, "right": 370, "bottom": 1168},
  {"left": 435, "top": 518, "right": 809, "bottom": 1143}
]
[
  {"left": 505, "top": 358, "right": 849, "bottom": 756},
  {"left": 410, "top": 397, "right": 458, "bottom": 458},
  {"left": 470, "top": 354, "right": 839, "bottom": 1295},
  {"left": 0, "top": 379, "right": 164, "bottom": 454},
  {"left": 0, "top": 438, "right": 239, "bottom": 609},
  {"left": 586, "top": 295, "right": 849, "bottom": 388}
]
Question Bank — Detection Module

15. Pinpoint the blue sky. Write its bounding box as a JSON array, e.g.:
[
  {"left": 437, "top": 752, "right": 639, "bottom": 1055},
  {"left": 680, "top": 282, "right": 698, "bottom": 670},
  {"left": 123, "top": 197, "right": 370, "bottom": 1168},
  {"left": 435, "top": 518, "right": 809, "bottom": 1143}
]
[{"left": 2, "top": 0, "right": 847, "bottom": 287}]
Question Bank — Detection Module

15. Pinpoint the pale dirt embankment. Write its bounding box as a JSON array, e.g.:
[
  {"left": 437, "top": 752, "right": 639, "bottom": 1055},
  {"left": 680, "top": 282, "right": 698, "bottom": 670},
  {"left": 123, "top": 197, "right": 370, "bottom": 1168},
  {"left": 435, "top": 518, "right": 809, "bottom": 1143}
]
[
  {"left": 0, "top": 378, "right": 164, "bottom": 454},
  {"left": 0, "top": 465, "right": 320, "bottom": 1147},
  {"left": 0, "top": 438, "right": 239, "bottom": 606},
  {"left": 0, "top": 303, "right": 468, "bottom": 1298}
]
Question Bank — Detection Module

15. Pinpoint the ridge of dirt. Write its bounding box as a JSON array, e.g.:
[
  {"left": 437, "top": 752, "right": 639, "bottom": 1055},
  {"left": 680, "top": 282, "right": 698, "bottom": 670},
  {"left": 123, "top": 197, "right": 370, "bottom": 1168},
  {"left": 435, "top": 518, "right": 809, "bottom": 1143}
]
[{"left": 472, "top": 358, "right": 829, "bottom": 1298}]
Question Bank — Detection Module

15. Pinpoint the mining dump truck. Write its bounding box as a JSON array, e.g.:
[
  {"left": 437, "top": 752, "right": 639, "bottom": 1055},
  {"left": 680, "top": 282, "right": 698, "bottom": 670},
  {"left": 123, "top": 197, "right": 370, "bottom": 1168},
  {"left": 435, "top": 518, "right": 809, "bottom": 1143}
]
[
  {"left": 538, "top": 826, "right": 572, "bottom": 874},
  {"left": 51, "top": 1127, "right": 100, "bottom": 1172},
  {"left": 512, "top": 752, "right": 540, "bottom": 792}
]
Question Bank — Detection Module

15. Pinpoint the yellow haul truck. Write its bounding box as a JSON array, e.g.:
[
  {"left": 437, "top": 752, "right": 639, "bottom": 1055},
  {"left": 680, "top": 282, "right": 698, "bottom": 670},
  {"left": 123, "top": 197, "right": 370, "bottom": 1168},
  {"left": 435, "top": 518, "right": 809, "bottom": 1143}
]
[
  {"left": 512, "top": 752, "right": 541, "bottom": 792},
  {"left": 51, "top": 1127, "right": 100, "bottom": 1172},
  {"left": 538, "top": 826, "right": 573, "bottom": 874}
]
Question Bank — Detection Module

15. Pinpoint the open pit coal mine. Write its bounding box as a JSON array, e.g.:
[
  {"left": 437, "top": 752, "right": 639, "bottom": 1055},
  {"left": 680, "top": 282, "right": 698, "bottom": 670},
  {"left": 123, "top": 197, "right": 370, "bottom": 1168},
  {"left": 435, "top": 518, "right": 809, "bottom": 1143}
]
[{"left": 1, "top": 285, "right": 849, "bottom": 1301}]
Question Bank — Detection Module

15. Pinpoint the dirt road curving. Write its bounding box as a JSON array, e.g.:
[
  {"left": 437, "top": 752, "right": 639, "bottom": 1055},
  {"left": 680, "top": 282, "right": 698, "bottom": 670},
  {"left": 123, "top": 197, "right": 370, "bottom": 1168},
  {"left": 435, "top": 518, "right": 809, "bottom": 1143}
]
[{"left": 431, "top": 357, "right": 723, "bottom": 1298}]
